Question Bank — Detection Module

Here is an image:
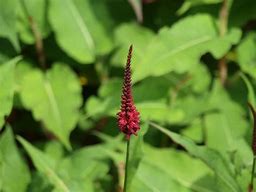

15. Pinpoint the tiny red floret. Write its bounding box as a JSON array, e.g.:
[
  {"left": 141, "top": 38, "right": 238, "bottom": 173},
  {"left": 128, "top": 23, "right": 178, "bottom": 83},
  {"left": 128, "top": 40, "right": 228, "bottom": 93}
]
[{"left": 117, "top": 45, "right": 140, "bottom": 139}]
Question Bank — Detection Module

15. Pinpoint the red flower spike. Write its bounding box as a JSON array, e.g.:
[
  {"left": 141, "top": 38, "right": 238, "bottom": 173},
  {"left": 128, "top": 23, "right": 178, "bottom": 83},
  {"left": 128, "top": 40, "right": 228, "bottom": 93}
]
[{"left": 117, "top": 45, "right": 140, "bottom": 140}]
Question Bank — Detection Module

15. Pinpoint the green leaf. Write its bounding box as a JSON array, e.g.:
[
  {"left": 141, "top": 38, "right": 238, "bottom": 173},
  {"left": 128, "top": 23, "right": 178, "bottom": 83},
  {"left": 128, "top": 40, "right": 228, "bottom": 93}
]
[
  {"left": 85, "top": 77, "right": 184, "bottom": 124},
  {"left": 177, "top": 0, "right": 222, "bottom": 15},
  {"left": 17, "top": 136, "right": 71, "bottom": 192},
  {"left": 131, "top": 145, "right": 217, "bottom": 192},
  {"left": 0, "top": 57, "right": 21, "bottom": 128},
  {"left": 174, "top": 94, "right": 209, "bottom": 123},
  {"left": 181, "top": 118, "right": 204, "bottom": 142},
  {"left": 48, "top": 0, "right": 113, "bottom": 63},
  {"left": 189, "top": 63, "right": 211, "bottom": 93},
  {"left": 205, "top": 81, "right": 248, "bottom": 153},
  {"left": 19, "top": 136, "right": 110, "bottom": 192},
  {"left": 27, "top": 172, "right": 53, "bottom": 192},
  {"left": 44, "top": 141, "right": 64, "bottom": 167},
  {"left": 240, "top": 73, "right": 255, "bottom": 106},
  {"left": 114, "top": 14, "right": 241, "bottom": 82},
  {"left": 57, "top": 146, "right": 109, "bottom": 192},
  {"left": 237, "top": 33, "right": 256, "bottom": 79},
  {"left": 111, "top": 23, "right": 155, "bottom": 67},
  {"left": 0, "top": 0, "right": 20, "bottom": 51},
  {"left": 17, "top": 0, "right": 51, "bottom": 44},
  {"left": 14, "top": 59, "right": 34, "bottom": 92},
  {"left": 0, "top": 126, "right": 30, "bottom": 192},
  {"left": 20, "top": 63, "right": 82, "bottom": 149},
  {"left": 131, "top": 161, "right": 192, "bottom": 192},
  {"left": 125, "top": 123, "right": 147, "bottom": 191},
  {"left": 149, "top": 122, "right": 242, "bottom": 192}
]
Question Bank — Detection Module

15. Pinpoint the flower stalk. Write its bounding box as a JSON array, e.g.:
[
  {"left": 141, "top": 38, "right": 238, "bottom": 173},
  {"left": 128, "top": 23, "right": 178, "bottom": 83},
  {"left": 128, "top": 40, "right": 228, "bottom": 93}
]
[
  {"left": 117, "top": 45, "right": 140, "bottom": 192},
  {"left": 248, "top": 103, "right": 256, "bottom": 191},
  {"left": 123, "top": 139, "right": 130, "bottom": 192}
]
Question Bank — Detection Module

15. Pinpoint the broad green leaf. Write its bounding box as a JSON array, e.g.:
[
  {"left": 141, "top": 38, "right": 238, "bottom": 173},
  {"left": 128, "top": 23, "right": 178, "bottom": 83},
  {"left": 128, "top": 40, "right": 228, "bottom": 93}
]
[
  {"left": 240, "top": 73, "right": 255, "bottom": 106},
  {"left": 131, "top": 145, "right": 217, "bottom": 192},
  {"left": 236, "top": 168, "right": 252, "bottom": 192},
  {"left": 111, "top": 23, "right": 155, "bottom": 67},
  {"left": 17, "top": 0, "right": 50, "bottom": 44},
  {"left": 19, "top": 136, "right": 109, "bottom": 192},
  {"left": 177, "top": 0, "right": 222, "bottom": 15},
  {"left": 14, "top": 59, "right": 34, "bottom": 91},
  {"left": 205, "top": 81, "right": 248, "bottom": 153},
  {"left": 14, "top": 60, "right": 34, "bottom": 109},
  {"left": 20, "top": 63, "right": 82, "bottom": 149},
  {"left": 44, "top": 141, "right": 64, "bottom": 167},
  {"left": 232, "top": 139, "right": 252, "bottom": 173},
  {"left": 57, "top": 147, "right": 109, "bottom": 192},
  {"left": 237, "top": 33, "right": 256, "bottom": 79},
  {"left": 189, "top": 63, "right": 211, "bottom": 93},
  {"left": 149, "top": 122, "right": 242, "bottom": 192},
  {"left": 17, "top": 137, "right": 70, "bottom": 192},
  {"left": 131, "top": 161, "right": 192, "bottom": 192},
  {"left": 57, "top": 143, "right": 115, "bottom": 192},
  {"left": 0, "top": 0, "right": 20, "bottom": 51},
  {"left": 125, "top": 123, "right": 147, "bottom": 191},
  {"left": 181, "top": 118, "right": 203, "bottom": 143},
  {"left": 113, "top": 14, "right": 241, "bottom": 82},
  {"left": 85, "top": 77, "right": 184, "bottom": 124},
  {"left": 0, "top": 57, "right": 21, "bottom": 128},
  {"left": 174, "top": 94, "right": 209, "bottom": 124},
  {"left": 0, "top": 127, "right": 30, "bottom": 192},
  {"left": 48, "top": 0, "right": 113, "bottom": 63},
  {"left": 27, "top": 172, "right": 53, "bottom": 192}
]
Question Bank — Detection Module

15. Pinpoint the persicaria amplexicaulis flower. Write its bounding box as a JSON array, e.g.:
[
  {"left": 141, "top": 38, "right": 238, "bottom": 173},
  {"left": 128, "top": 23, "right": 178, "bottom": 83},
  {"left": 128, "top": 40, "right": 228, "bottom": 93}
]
[{"left": 117, "top": 45, "right": 140, "bottom": 140}]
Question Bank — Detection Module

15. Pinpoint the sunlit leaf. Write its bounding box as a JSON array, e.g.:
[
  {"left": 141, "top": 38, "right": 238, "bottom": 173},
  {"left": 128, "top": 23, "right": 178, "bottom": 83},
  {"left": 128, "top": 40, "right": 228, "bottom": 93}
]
[
  {"left": 131, "top": 145, "right": 217, "bottom": 192},
  {"left": 0, "top": 127, "right": 30, "bottom": 192},
  {"left": 149, "top": 122, "right": 242, "bottom": 192},
  {"left": 205, "top": 81, "right": 248, "bottom": 153},
  {"left": 237, "top": 33, "right": 256, "bottom": 79},
  {"left": 0, "top": 0, "right": 20, "bottom": 51},
  {"left": 0, "top": 57, "right": 21, "bottom": 128},
  {"left": 17, "top": 0, "right": 51, "bottom": 44},
  {"left": 20, "top": 63, "right": 82, "bottom": 149},
  {"left": 48, "top": 0, "right": 113, "bottom": 63},
  {"left": 177, "top": 0, "right": 221, "bottom": 15},
  {"left": 113, "top": 14, "right": 241, "bottom": 82},
  {"left": 17, "top": 136, "right": 71, "bottom": 192}
]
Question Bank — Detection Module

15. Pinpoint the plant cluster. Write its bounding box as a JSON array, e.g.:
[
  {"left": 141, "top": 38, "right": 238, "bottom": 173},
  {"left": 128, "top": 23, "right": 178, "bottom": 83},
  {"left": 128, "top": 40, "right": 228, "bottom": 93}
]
[{"left": 1, "top": 0, "right": 256, "bottom": 191}]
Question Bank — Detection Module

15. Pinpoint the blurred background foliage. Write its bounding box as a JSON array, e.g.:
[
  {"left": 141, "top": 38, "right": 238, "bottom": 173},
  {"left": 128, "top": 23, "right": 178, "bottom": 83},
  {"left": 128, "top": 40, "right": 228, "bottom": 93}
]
[{"left": 1, "top": 0, "right": 256, "bottom": 191}]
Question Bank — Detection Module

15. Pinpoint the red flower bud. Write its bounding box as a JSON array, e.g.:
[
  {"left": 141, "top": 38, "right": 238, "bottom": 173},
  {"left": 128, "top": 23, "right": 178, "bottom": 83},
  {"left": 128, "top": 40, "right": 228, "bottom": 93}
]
[{"left": 117, "top": 45, "right": 140, "bottom": 139}]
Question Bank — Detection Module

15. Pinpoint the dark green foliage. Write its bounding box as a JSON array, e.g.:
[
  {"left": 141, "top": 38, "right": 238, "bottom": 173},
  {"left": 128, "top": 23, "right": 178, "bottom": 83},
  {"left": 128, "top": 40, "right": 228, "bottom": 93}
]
[{"left": 0, "top": 0, "right": 256, "bottom": 191}]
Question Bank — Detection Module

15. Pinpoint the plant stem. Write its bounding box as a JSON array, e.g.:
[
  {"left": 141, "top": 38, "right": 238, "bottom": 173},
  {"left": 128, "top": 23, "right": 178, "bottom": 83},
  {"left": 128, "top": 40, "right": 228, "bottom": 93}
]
[
  {"left": 123, "top": 139, "right": 130, "bottom": 192},
  {"left": 218, "top": 0, "right": 229, "bottom": 86},
  {"left": 250, "top": 156, "right": 256, "bottom": 190},
  {"left": 219, "top": 0, "right": 228, "bottom": 37},
  {"left": 21, "top": 0, "right": 46, "bottom": 70}
]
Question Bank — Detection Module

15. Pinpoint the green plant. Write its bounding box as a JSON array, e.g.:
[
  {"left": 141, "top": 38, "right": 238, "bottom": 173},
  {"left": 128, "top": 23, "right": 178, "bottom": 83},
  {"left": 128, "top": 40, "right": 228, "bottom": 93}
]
[{"left": 1, "top": 0, "right": 256, "bottom": 191}]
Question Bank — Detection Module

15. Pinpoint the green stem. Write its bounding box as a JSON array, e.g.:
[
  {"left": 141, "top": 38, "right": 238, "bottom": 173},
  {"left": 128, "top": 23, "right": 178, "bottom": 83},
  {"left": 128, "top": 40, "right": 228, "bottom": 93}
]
[
  {"left": 251, "top": 156, "right": 256, "bottom": 189},
  {"left": 123, "top": 139, "right": 130, "bottom": 192}
]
